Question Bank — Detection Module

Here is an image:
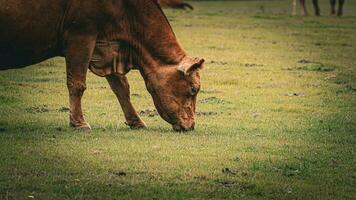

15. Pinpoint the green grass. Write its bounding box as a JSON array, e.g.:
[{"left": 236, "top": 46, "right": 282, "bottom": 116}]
[{"left": 1, "top": 1, "right": 355, "bottom": 199}]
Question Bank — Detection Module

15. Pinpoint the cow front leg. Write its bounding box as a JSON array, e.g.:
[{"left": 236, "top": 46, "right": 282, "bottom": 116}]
[
  {"left": 67, "top": 75, "right": 90, "bottom": 131},
  {"left": 106, "top": 74, "right": 146, "bottom": 129},
  {"left": 330, "top": 0, "right": 337, "bottom": 15},
  {"left": 65, "top": 34, "right": 96, "bottom": 131},
  {"left": 312, "top": 0, "right": 320, "bottom": 16},
  {"left": 292, "top": 0, "right": 297, "bottom": 15},
  {"left": 300, "top": 0, "right": 308, "bottom": 16},
  {"left": 338, "top": 0, "right": 345, "bottom": 16}
]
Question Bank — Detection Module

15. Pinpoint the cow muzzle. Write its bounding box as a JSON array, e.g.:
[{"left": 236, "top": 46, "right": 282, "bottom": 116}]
[{"left": 172, "top": 122, "right": 195, "bottom": 132}]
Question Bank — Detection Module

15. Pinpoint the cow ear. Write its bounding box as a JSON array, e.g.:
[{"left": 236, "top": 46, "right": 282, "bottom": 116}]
[{"left": 177, "top": 57, "right": 205, "bottom": 76}]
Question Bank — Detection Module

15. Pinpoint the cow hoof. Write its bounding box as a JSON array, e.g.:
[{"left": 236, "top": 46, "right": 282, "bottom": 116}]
[
  {"left": 70, "top": 122, "right": 92, "bottom": 132},
  {"left": 125, "top": 121, "right": 147, "bottom": 129},
  {"left": 76, "top": 126, "right": 92, "bottom": 132},
  {"left": 130, "top": 124, "right": 147, "bottom": 130}
]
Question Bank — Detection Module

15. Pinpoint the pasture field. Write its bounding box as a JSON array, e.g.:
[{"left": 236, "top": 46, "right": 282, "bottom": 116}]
[{"left": 0, "top": 0, "right": 355, "bottom": 199}]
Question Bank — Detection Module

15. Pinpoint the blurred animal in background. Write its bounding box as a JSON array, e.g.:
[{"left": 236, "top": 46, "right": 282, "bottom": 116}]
[
  {"left": 330, "top": 0, "right": 345, "bottom": 16},
  {"left": 157, "top": 0, "right": 194, "bottom": 10},
  {"left": 292, "top": 0, "right": 345, "bottom": 16},
  {"left": 292, "top": 0, "right": 319, "bottom": 16}
]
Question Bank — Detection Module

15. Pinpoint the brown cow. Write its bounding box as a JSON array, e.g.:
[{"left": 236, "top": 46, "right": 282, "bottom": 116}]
[
  {"left": 292, "top": 0, "right": 345, "bottom": 16},
  {"left": 0, "top": 0, "right": 204, "bottom": 132},
  {"left": 158, "top": 0, "right": 194, "bottom": 10}
]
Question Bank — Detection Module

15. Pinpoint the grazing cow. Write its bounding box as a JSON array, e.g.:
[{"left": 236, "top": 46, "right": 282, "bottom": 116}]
[
  {"left": 292, "top": 0, "right": 345, "bottom": 16},
  {"left": 330, "top": 0, "right": 345, "bottom": 16},
  {"left": 157, "top": 0, "right": 194, "bottom": 10},
  {"left": 0, "top": 0, "right": 204, "bottom": 132}
]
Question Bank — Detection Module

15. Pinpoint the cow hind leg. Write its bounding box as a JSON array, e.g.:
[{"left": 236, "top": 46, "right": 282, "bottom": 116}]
[
  {"left": 106, "top": 74, "right": 146, "bottom": 129},
  {"left": 300, "top": 0, "right": 308, "bottom": 16},
  {"left": 292, "top": 0, "right": 297, "bottom": 15},
  {"left": 330, "top": 0, "right": 337, "bottom": 15},
  {"left": 338, "top": 0, "right": 345, "bottom": 16},
  {"left": 65, "top": 34, "right": 96, "bottom": 131},
  {"left": 312, "top": 0, "right": 320, "bottom": 16}
]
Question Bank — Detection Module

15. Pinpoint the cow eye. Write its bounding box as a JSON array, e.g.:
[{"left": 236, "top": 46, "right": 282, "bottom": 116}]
[{"left": 191, "top": 86, "right": 198, "bottom": 95}]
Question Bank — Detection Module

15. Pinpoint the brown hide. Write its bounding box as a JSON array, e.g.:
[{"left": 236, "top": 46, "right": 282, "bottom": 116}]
[
  {"left": 0, "top": 0, "right": 65, "bottom": 68},
  {"left": 158, "top": 0, "right": 194, "bottom": 10},
  {"left": 0, "top": 0, "right": 204, "bottom": 131}
]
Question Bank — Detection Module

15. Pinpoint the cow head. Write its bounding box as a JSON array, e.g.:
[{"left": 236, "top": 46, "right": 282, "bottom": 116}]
[{"left": 144, "top": 57, "right": 204, "bottom": 131}]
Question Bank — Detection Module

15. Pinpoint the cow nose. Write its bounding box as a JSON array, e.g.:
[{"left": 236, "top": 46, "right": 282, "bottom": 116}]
[{"left": 172, "top": 123, "right": 195, "bottom": 132}]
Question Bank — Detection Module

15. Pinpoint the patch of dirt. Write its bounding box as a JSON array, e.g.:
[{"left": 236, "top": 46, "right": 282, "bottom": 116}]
[
  {"left": 283, "top": 169, "right": 301, "bottom": 177},
  {"left": 199, "top": 97, "right": 229, "bottom": 104},
  {"left": 296, "top": 60, "right": 336, "bottom": 72},
  {"left": 314, "top": 42, "right": 323, "bottom": 46},
  {"left": 196, "top": 111, "right": 219, "bottom": 116},
  {"left": 239, "top": 182, "right": 256, "bottom": 191},
  {"left": 216, "top": 180, "right": 237, "bottom": 188},
  {"left": 209, "top": 60, "right": 228, "bottom": 65},
  {"left": 139, "top": 109, "right": 158, "bottom": 117},
  {"left": 16, "top": 83, "right": 38, "bottom": 88},
  {"left": 298, "top": 59, "right": 314, "bottom": 64},
  {"left": 216, "top": 180, "right": 256, "bottom": 190},
  {"left": 111, "top": 171, "right": 127, "bottom": 177},
  {"left": 324, "top": 74, "right": 337, "bottom": 80},
  {"left": 55, "top": 127, "right": 64, "bottom": 132},
  {"left": 243, "top": 63, "right": 264, "bottom": 67},
  {"left": 222, "top": 168, "right": 237, "bottom": 175},
  {"left": 200, "top": 89, "right": 222, "bottom": 94},
  {"left": 286, "top": 93, "right": 305, "bottom": 97},
  {"left": 193, "top": 176, "right": 207, "bottom": 181},
  {"left": 233, "top": 157, "right": 241, "bottom": 162},
  {"left": 25, "top": 105, "right": 49, "bottom": 114},
  {"left": 252, "top": 112, "right": 262, "bottom": 118},
  {"left": 341, "top": 43, "right": 352, "bottom": 47},
  {"left": 131, "top": 93, "right": 141, "bottom": 97},
  {"left": 91, "top": 149, "right": 103, "bottom": 155},
  {"left": 58, "top": 107, "right": 70, "bottom": 112}
]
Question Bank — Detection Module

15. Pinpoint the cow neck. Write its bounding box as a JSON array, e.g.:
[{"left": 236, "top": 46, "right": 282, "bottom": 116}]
[{"left": 121, "top": 0, "right": 187, "bottom": 76}]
